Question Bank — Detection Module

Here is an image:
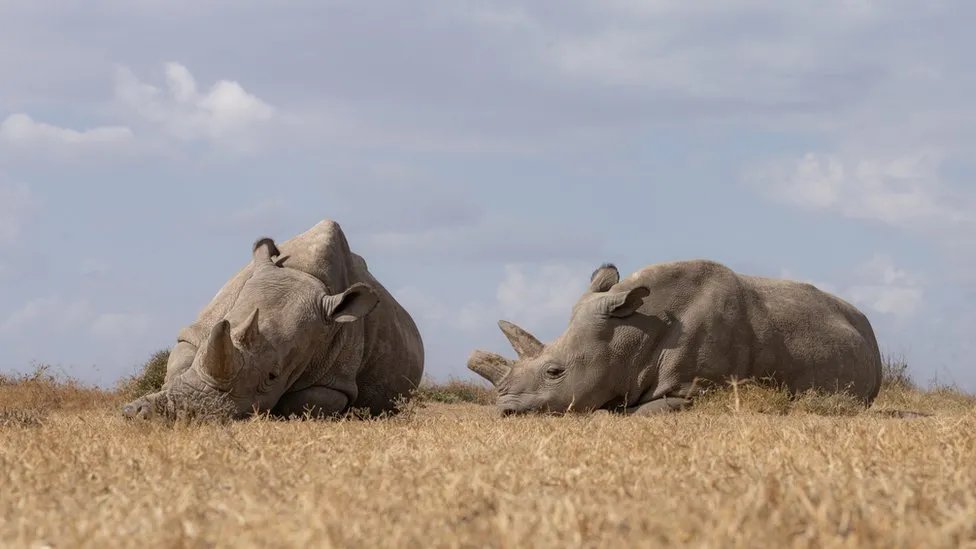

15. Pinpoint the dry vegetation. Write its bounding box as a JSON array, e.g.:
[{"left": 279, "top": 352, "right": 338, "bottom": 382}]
[{"left": 2, "top": 354, "right": 975, "bottom": 549}]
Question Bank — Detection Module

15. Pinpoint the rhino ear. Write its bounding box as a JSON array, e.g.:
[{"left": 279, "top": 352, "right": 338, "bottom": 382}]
[
  {"left": 498, "top": 320, "right": 544, "bottom": 359},
  {"left": 232, "top": 308, "right": 261, "bottom": 349},
  {"left": 197, "top": 319, "right": 241, "bottom": 387},
  {"left": 589, "top": 262, "right": 620, "bottom": 293},
  {"left": 601, "top": 286, "right": 650, "bottom": 318},
  {"left": 321, "top": 283, "right": 380, "bottom": 324}
]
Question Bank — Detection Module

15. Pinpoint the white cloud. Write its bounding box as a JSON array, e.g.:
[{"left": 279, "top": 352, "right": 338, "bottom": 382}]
[
  {"left": 495, "top": 263, "right": 589, "bottom": 328},
  {"left": 747, "top": 150, "right": 970, "bottom": 232},
  {"left": 542, "top": 2, "right": 897, "bottom": 106},
  {"left": 845, "top": 284, "right": 923, "bottom": 318},
  {"left": 113, "top": 62, "right": 275, "bottom": 145},
  {"left": 843, "top": 254, "right": 924, "bottom": 317},
  {"left": 0, "top": 113, "right": 133, "bottom": 148},
  {"left": 782, "top": 254, "right": 924, "bottom": 318},
  {"left": 394, "top": 262, "right": 591, "bottom": 341}
]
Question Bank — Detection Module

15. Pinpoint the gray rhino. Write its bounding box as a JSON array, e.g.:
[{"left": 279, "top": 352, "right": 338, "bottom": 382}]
[
  {"left": 122, "top": 219, "right": 424, "bottom": 420},
  {"left": 467, "top": 260, "right": 883, "bottom": 415}
]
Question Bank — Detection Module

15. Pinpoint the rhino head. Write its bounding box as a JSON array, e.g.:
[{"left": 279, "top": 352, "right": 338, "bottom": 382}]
[
  {"left": 467, "top": 263, "right": 653, "bottom": 415},
  {"left": 122, "top": 237, "right": 380, "bottom": 421}
]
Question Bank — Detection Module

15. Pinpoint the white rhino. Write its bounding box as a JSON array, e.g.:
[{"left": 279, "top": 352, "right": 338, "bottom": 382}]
[
  {"left": 468, "top": 260, "right": 884, "bottom": 415},
  {"left": 122, "top": 219, "right": 424, "bottom": 420}
]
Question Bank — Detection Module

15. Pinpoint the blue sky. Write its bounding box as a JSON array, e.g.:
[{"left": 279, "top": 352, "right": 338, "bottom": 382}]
[{"left": 2, "top": 1, "right": 974, "bottom": 391}]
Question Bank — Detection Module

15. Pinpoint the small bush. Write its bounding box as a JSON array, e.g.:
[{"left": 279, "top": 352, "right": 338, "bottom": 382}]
[
  {"left": 881, "top": 352, "right": 916, "bottom": 390},
  {"left": 415, "top": 376, "right": 497, "bottom": 405},
  {"left": 118, "top": 349, "right": 170, "bottom": 399}
]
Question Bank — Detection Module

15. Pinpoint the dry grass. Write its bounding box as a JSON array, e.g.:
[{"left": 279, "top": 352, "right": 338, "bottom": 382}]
[{"left": 1, "top": 366, "right": 975, "bottom": 548}]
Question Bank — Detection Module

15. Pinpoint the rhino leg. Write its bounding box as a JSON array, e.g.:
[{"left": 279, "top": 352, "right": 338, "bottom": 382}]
[
  {"left": 272, "top": 386, "right": 350, "bottom": 419},
  {"left": 163, "top": 340, "right": 199, "bottom": 384},
  {"left": 626, "top": 397, "right": 693, "bottom": 416}
]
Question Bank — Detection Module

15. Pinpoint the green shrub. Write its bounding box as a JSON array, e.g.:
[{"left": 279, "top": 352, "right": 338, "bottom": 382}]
[{"left": 121, "top": 349, "right": 170, "bottom": 398}]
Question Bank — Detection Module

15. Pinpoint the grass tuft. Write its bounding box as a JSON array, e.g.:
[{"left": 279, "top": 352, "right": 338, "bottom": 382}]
[{"left": 413, "top": 375, "right": 497, "bottom": 405}]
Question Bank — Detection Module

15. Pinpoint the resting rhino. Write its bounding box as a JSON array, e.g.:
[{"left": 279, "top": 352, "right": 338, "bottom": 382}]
[
  {"left": 122, "top": 219, "right": 424, "bottom": 420},
  {"left": 468, "top": 260, "right": 884, "bottom": 415}
]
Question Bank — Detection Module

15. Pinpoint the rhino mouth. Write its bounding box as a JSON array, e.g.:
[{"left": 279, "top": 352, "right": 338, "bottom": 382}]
[
  {"left": 496, "top": 393, "right": 572, "bottom": 417},
  {"left": 499, "top": 407, "right": 521, "bottom": 417},
  {"left": 121, "top": 373, "right": 243, "bottom": 422}
]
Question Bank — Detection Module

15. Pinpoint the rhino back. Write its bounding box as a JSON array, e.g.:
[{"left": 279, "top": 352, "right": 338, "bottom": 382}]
[
  {"left": 612, "top": 259, "right": 882, "bottom": 402},
  {"left": 738, "top": 274, "right": 883, "bottom": 400},
  {"left": 613, "top": 260, "right": 755, "bottom": 394}
]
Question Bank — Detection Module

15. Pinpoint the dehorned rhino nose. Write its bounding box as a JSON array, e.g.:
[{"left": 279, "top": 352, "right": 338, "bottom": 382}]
[{"left": 121, "top": 401, "right": 152, "bottom": 420}]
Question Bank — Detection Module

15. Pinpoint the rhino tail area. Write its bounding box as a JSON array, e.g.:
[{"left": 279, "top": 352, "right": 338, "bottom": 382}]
[
  {"left": 252, "top": 237, "right": 281, "bottom": 266},
  {"left": 870, "top": 409, "right": 933, "bottom": 419}
]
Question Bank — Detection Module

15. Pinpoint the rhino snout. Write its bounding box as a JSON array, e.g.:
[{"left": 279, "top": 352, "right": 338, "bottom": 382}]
[
  {"left": 121, "top": 399, "right": 154, "bottom": 421},
  {"left": 497, "top": 395, "right": 531, "bottom": 417}
]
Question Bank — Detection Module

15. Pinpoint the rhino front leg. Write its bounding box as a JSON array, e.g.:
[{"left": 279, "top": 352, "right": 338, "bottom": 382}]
[
  {"left": 163, "top": 340, "right": 198, "bottom": 384},
  {"left": 273, "top": 386, "right": 350, "bottom": 419},
  {"left": 625, "top": 397, "right": 693, "bottom": 416}
]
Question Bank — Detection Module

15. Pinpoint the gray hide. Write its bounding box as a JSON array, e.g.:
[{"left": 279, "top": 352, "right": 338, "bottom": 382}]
[
  {"left": 122, "top": 219, "right": 425, "bottom": 420},
  {"left": 467, "top": 260, "right": 883, "bottom": 416}
]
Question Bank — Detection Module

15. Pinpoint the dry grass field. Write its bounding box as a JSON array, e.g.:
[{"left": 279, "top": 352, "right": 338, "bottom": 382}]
[{"left": 2, "top": 360, "right": 975, "bottom": 549}]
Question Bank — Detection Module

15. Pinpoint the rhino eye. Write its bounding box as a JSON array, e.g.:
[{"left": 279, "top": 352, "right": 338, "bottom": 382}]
[
  {"left": 268, "top": 372, "right": 278, "bottom": 382},
  {"left": 544, "top": 365, "right": 566, "bottom": 379}
]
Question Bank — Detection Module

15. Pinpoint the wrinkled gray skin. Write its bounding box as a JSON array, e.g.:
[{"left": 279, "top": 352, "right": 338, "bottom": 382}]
[
  {"left": 122, "top": 219, "right": 425, "bottom": 421},
  {"left": 468, "top": 260, "right": 884, "bottom": 416}
]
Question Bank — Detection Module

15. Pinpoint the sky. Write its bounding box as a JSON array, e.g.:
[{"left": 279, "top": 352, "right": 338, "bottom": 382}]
[{"left": 1, "top": 1, "right": 974, "bottom": 392}]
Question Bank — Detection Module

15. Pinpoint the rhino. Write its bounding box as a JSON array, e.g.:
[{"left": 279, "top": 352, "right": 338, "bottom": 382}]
[
  {"left": 467, "top": 260, "right": 884, "bottom": 416},
  {"left": 122, "top": 219, "right": 424, "bottom": 421}
]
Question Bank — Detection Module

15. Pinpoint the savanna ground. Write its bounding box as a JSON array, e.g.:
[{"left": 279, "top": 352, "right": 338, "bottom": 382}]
[{"left": 1, "top": 352, "right": 975, "bottom": 549}]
